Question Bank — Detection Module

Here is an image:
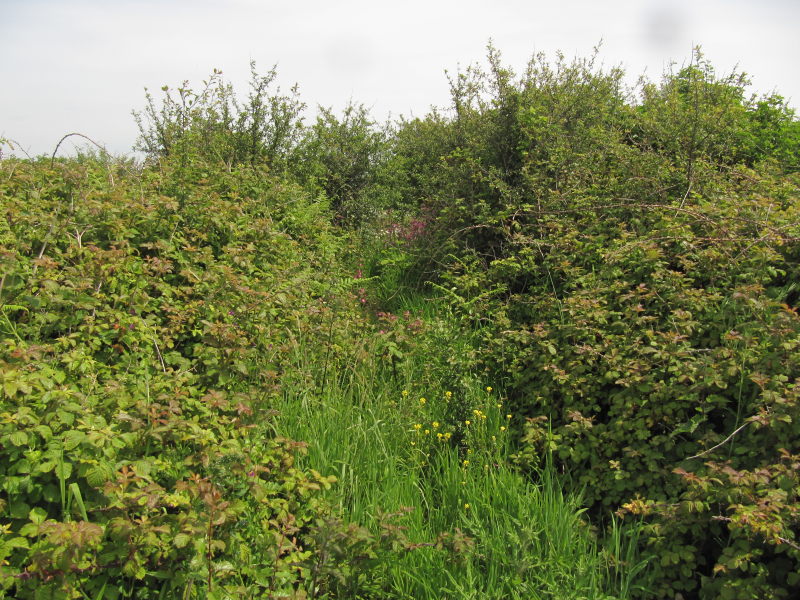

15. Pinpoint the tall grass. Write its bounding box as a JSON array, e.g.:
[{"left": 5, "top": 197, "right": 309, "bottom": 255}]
[{"left": 271, "top": 291, "right": 649, "bottom": 598}]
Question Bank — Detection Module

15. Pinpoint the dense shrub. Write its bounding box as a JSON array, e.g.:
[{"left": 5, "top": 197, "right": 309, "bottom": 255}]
[
  {"left": 293, "top": 102, "right": 393, "bottom": 226},
  {"left": 134, "top": 67, "right": 395, "bottom": 227},
  {"left": 0, "top": 154, "right": 404, "bottom": 598},
  {"left": 133, "top": 62, "right": 305, "bottom": 175},
  {"left": 3, "top": 45, "right": 799, "bottom": 598},
  {"left": 392, "top": 46, "right": 800, "bottom": 598}
]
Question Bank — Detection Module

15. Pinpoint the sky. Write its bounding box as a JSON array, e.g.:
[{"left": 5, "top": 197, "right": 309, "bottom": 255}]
[{"left": 2, "top": 0, "right": 799, "bottom": 157}]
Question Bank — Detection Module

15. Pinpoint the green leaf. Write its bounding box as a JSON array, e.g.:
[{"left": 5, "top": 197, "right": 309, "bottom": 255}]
[
  {"left": 55, "top": 461, "right": 73, "bottom": 480},
  {"left": 86, "top": 463, "right": 115, "bottom": 487},
  {"left": 41, "top": 483, "right": 59, "bottom": 502},
  {"left": 19, "top": 523, "right": 39, "bottom": 537},
  {"left": 57, "top": 410, "right": 76, "bottom": 426},
  {"left": 3, "top": 381, "right": 18, "bottom": 398},
  {"left": 235, "top": 361, "right": 249, "bottom": 375},
  {"left": 8, "top": 430, "right": 28, "bottom": 446},
  {"left": 132, "top": 459, "right": 154, "bottom": 477},
  {"left": 6, "top": 536, "right": 30, "bottom": 550},
  {"left": 34, "top": 424, "right": 53, "bottom": 440},
  {"left": 671, "top": 414, "right": 705, "bottom": 437},
  {"left": 38, "top": 460, "right": 56, "bottom": 474},
  {"left": 174, "top": 533, "right": 192, "bottom": 548},
  {"left": 29, "top": 507, "right": 47, "bottom": 525},
  {"left": 63, "top": 430, "right": 86, "bottom": 451},
  {"left": 69, "top": 483, "right": 89, "bottom": 521},
  {"left": 9, "top": 501, "right": 31, "bottom": 519}
]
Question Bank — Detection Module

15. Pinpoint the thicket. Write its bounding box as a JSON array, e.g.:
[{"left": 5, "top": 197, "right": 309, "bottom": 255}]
[
  {"left": 0, "top": 63, "right": 642, "bottom": 599},
  {"left": 2, "top": 45, "right": 799, "bottom": 599},
  {"left": 386, "top": 47, "right": 800, "bottom": 598},
  {"left": 0, "top": 154, "right": 368, "bottom": 598}
]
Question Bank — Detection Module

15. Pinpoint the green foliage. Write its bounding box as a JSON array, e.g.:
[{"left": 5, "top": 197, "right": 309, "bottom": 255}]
[
  {"left": 391, "top": 44, "right": 800, "bottom": 598},
  {"left": 268, "top": 292, "right": 644, "bottom": 599},
  {"left": 0, "top": 154, "right": 377, "bottom": 599},
  {"left": 741, "top": 94, "right": 800, "bottom": 172},
  {"left": 1, "top": 140, "right": 642, "bottom": 598},
  {"left": 293, "top": 103, "right": 392, "bottom": 225},
  {"left": 133, "top": 62, "right": 305, "bottom": 175},
  {"left": 5, "top": 44, "right": 799, "bottom": 599}
]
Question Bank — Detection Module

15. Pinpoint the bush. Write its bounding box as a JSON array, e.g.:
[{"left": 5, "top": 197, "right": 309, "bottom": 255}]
[
  {"left": 0, "top": 154, "right": 391, "bottom": 599},
  {"left": 391, "top": 45, "right": 800, "bottom": 598},
  {"left": 133, "top": 62, "right": 305, "bottom": 175}
]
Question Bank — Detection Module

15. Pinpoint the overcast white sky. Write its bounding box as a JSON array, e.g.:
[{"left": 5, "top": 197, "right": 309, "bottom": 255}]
[{"left": 2, "top": 0, "right": 798, "bottom": 157}]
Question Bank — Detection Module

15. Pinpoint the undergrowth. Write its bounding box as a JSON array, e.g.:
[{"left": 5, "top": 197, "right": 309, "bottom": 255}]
[
  {"left": 4, "top": 43, "right": 798, "bottom": 598},
  {"left": 0, "top": 149, "right": 645, "bottom": 599}
]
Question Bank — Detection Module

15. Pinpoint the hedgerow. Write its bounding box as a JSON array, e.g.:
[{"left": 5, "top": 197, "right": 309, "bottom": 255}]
[
  {"left": 0, "top": 152, "right": 404, "bottom": 598},
  {"left": 391, "top": 46, "right": 800, "bottom": 598},
  {"left": 3, "top": 45, "right": 799, "bottom": 598}
]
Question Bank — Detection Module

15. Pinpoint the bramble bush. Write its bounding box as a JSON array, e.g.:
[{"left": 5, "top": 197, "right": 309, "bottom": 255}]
[
  {"left": 4, "top": 46, "right": 799, "bottom": 598},
  {"left": 390, "top": 45, "right": 800, "bottom": 598},
  {"left": 0, "top": 150, "right": 432, "bottom": 599}
]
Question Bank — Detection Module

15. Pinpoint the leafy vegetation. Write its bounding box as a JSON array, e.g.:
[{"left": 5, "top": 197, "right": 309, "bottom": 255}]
[
  {"left": 1, "top": 45, "right": 799, "bottom": 599},
  {"left": 388, "top": 46, "right": 800, "bottom": 598}
]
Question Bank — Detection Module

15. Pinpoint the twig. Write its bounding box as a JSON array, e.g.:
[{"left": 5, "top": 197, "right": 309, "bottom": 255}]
[
  {"left": 31, "top": 224, "right": 55, "bottom": 275},
  {"left": 686, "top": 421, "right": 752, "bottom": 460},
  {"left": 50, "top": 132, "right": 109, "bottom": 167},
  {"left": 676, "top": 180, "right": 692, "bottom": 214},
  {"left": 778, "top": 537, "right": 800, "bottom": 552},
  {"left": 1, "top": 137, "right": 33, "bottom": 160},
  {"left": 153, "top": 339, "right": 167, "bottom": 373}
]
